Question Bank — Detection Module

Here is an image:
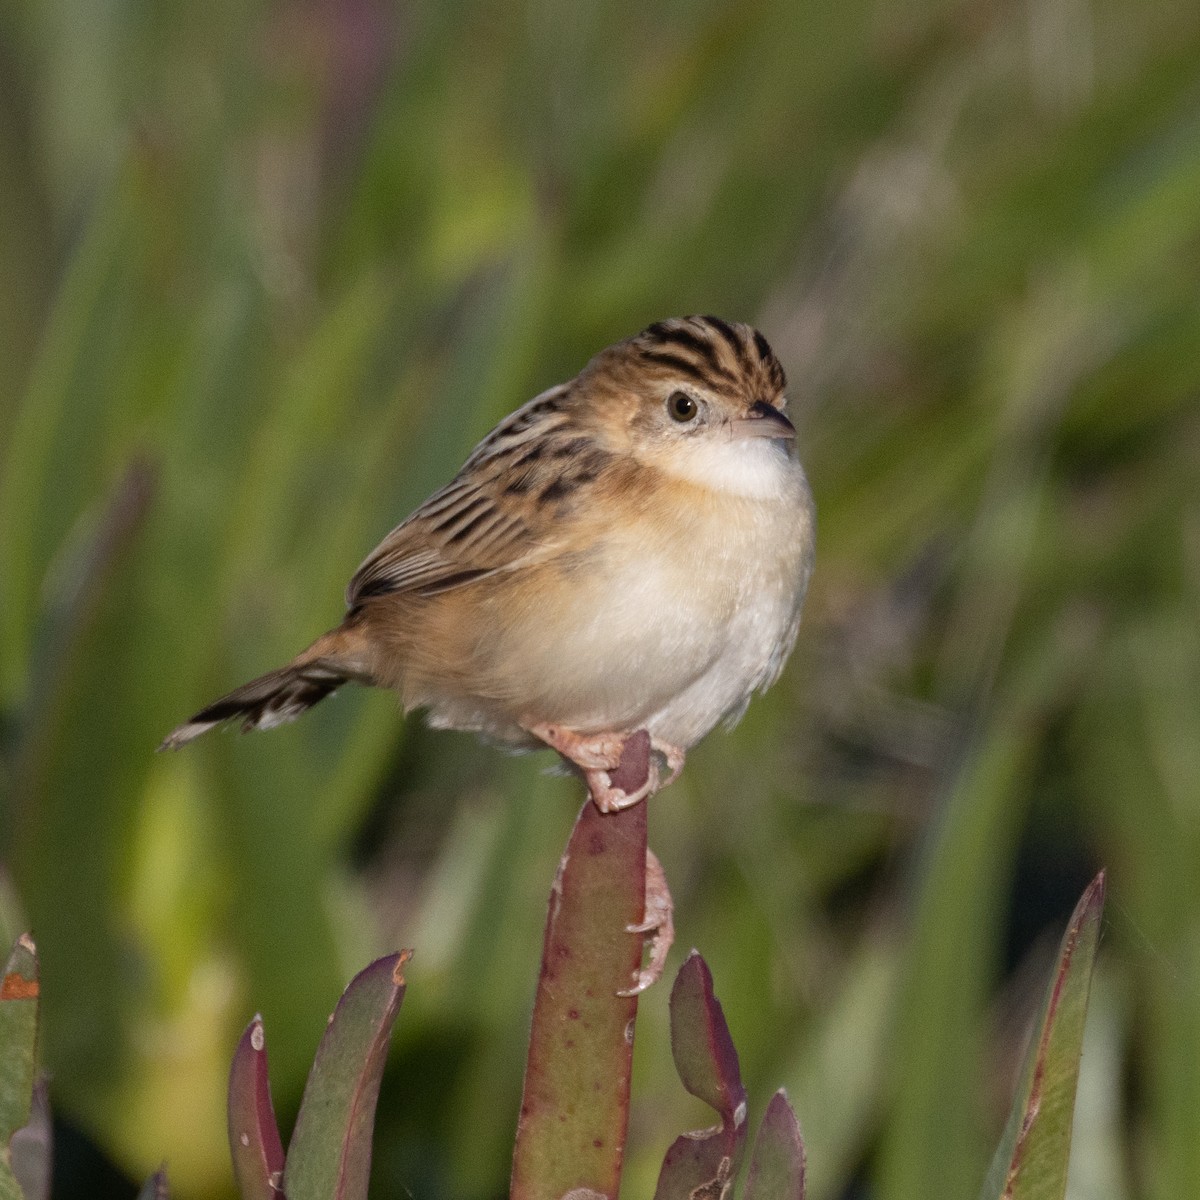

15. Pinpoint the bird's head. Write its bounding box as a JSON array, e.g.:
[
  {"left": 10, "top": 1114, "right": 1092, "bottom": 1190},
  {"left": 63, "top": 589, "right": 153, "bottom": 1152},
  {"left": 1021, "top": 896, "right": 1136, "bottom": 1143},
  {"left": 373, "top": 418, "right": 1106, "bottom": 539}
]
[{"left": 574, "top": 315, "right": 797, "bottom": 499}]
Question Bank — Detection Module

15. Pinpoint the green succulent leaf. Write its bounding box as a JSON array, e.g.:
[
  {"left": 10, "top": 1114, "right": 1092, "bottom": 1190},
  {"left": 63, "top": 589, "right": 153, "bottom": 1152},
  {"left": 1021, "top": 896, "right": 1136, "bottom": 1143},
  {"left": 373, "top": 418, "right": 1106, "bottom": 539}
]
[
  {"left": 282, "top": 951, "right": 410, "bottom": 1200},
  {"left": 980, "top": 871, "right": 1106, "bottom": 1200},
  {"left": 744, "top": 1091, "right": 806, "bottom": 1200}
]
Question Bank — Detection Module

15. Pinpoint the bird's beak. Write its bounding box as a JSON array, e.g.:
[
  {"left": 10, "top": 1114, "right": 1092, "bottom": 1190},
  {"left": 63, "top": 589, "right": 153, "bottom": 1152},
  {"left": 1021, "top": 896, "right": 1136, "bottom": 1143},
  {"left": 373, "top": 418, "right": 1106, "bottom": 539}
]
[{"left": 733, "top": 399, "right": 796, "bottom": 440}]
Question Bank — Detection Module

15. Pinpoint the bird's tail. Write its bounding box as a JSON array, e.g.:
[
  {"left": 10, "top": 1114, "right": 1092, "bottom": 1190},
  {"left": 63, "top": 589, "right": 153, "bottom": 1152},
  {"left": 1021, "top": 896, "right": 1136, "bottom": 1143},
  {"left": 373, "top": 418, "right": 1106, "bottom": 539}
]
[{"left": 159, "top": 624, "right": 371, "bottom": 750}]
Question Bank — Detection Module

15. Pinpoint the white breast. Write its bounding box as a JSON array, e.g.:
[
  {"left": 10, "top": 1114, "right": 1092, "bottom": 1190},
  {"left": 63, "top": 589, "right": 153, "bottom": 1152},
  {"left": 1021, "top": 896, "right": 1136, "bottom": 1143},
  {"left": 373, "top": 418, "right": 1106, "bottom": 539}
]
[
  {"left": 642, "top": 439, "right": 813, "bottom": 745},
  {"left": 642, "top": 510, "right": 811, "bottom": 746},
  {"left": 486, "top": 441, "right": 814, "bottom": 747}
]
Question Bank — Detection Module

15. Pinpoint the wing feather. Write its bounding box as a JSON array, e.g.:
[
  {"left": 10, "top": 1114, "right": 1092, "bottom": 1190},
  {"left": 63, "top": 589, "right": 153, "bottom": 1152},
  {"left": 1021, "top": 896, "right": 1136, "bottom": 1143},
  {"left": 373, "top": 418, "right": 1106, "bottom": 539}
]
[{"left": 345, "top": 385, "right": 590, "bottom": 606}]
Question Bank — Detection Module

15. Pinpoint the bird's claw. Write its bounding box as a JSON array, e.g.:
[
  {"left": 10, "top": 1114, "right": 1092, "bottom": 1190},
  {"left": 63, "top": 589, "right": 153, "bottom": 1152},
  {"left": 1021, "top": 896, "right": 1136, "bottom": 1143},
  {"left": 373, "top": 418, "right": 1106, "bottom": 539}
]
[
  {"left": 618, "top": 849, "right": 674, "bottom": 996},
  {"left": 585, "top": 760, "right": 660, "bottom": 813},
  {"left": 526, "top": 723, "right": 685, "bottom": 812},
  {"left": 654, "top": 739, "right": 686, "bottom": 788}
]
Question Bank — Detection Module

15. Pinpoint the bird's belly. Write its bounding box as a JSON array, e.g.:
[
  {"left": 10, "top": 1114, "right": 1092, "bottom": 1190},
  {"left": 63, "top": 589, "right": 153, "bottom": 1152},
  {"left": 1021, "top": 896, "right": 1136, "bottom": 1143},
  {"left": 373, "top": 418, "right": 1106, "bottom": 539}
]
[
  {"left": 476, "top": 511, "right": 805, "bottom": 746},
  {"left": 524, "top": 557, "right": 735, "bottom": 731},
  {"left": 641, "top": 587, "right": 799, "bottom": 747}
]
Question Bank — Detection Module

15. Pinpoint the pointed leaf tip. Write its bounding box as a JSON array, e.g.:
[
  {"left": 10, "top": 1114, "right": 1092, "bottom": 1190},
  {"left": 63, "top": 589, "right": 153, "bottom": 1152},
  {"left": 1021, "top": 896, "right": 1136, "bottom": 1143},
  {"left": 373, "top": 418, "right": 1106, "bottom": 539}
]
[
  {"left": 1, "top": 934, "right": 37, "bottom": 1002},
  {"left": 283, "top": 952, "right": 410, "bottom": 1200},
  {"left": 228, "top": 1016, "right": 285, "bottom": 1200},
  {"left": 745, "top": 1091, "right": 806, "bottom": 1200},
  {"left": 980, "top": 870, "right": 1106, "bottom": 1200},
  {"left": 1079, "top": 869, "right": 1105, "bottom": 917},
  {"left": 391, "top": 947, "right": 413, "bottom": 986},
  {"left": 668, "top": 951, "right": 745, "bottom": 1120}
]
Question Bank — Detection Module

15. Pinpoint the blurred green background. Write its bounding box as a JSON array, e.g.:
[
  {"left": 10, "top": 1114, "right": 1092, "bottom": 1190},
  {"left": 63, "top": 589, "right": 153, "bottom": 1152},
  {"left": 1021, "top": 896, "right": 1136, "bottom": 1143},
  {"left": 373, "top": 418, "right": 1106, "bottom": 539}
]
[{"left": 2, "top": 0, "right": 1199, "bottom": 1196}]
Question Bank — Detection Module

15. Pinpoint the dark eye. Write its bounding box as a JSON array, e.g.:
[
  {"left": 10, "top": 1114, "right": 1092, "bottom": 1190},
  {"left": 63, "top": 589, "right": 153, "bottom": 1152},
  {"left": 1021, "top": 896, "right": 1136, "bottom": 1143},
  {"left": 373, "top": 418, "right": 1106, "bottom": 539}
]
[{"left": 667, "top": 391, "right": 699, "bottom": 422}]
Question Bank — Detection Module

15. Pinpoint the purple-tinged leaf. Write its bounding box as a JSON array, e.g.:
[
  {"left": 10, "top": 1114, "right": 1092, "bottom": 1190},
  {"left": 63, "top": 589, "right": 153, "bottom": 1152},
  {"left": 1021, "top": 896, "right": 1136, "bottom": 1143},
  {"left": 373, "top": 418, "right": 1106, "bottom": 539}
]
[
  {"left": 283, "top": 951, "right": 411, "bottom": 1200},
  {"left": 744, "top": 1091, "right": 806, "bottom": 1200},
  {"left": 653, "top": 953, "right": 749, "bottom": 1200},
  {"left": 10, "top": 1079, "right": 52, "bottom": 1200},
  {"left": 656, "top": 1134, "right": 741, "bottom": 1200},
  {"left": 510, "top": 782, "right": 649, "bottom": 1200},
  {"left": 980, "top": 871, "right": 1106, "bottom": 1200},
  {"left": 135, "top": 1167, "right": 169, "bottom": 1200},
  {"left": 669, "top": 952, "right": 744, "bottom": 1116},
  {"left": 0, "top": 935, "right": 38, "bottom": 1147},
  {"left": 228, "top": 1015, "right": 285, "bottom": 1200}
]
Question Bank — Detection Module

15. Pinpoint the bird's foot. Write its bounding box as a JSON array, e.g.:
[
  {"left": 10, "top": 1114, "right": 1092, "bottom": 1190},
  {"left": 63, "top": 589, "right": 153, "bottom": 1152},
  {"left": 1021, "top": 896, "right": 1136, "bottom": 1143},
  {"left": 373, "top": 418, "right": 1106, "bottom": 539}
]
[
  {"left": 598, "top": 735, "right": 684, "bottom": 807},
  {"left": 585, "top": 765, "right": 658, "bottom": 812},
  {"left": 528, "top": 724, "right": 685, "bottom": 812},
  {"left": 530, "top": 724, "right": 627, "bottom": 771},
  {"left": 619, "top": 849, "right": 675, "bottom": 996},
  {"left": 530, "top": 724, "right": 659, "bottom": 812}
]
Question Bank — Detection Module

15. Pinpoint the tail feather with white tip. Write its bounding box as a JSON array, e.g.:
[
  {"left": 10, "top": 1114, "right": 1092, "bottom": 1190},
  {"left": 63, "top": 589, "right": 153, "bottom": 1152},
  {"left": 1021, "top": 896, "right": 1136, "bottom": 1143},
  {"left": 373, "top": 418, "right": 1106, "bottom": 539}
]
[{"left": 160, "top": 625, "right": 371, "bottom": 750}]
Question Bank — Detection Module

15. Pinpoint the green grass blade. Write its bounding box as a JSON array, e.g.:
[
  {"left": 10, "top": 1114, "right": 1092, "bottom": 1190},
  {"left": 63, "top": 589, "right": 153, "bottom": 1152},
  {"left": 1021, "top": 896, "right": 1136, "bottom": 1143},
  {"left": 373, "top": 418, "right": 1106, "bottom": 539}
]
[
  {"left": 0, "top": 186, "right": 128, "bottom": 706},
  {"left": 1080, "top": 624, "right": 1200, "bottom": 1196},
  {"left": 878, "top": 719, "right": 1040, "bottom": 1200}
]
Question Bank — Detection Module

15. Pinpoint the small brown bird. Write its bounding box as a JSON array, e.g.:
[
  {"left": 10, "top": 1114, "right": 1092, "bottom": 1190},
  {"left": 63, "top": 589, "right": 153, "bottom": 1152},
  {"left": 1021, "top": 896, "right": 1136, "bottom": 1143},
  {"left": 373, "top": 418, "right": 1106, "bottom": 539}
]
[{"left": 163, "top": 316, "right": 815, "bottom": 813}]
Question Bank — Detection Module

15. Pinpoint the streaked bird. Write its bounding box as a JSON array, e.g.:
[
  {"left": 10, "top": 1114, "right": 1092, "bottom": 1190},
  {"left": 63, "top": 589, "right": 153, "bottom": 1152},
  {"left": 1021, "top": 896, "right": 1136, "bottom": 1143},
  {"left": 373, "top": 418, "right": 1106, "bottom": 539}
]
[{"left": 163, "top": 315, "right": 815, "bottom": 815}]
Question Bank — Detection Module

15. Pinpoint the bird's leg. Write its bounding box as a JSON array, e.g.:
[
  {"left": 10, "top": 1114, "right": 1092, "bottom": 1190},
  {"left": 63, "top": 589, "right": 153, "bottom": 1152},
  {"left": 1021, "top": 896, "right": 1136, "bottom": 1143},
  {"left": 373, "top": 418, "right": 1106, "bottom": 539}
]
[
  {"left": 528, "top": 723, "right": 660, "bottom": 812},
  {"left": 618, "top": 848, "right": 675, "bottom": 996}
]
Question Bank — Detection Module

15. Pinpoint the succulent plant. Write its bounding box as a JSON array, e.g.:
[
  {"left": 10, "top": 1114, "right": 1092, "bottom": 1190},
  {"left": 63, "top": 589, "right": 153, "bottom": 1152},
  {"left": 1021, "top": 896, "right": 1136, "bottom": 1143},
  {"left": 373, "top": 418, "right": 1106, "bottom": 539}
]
[{"left": 0, "top": 820, "right": 1104, "bottom": 1200}]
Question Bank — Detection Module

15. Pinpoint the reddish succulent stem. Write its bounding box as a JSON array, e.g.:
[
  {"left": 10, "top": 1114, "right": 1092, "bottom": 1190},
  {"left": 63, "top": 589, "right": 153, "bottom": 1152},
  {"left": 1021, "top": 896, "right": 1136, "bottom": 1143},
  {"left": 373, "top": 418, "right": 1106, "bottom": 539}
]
[{"left": 510, "top": 738, "right": 650, "bottom": 1200}]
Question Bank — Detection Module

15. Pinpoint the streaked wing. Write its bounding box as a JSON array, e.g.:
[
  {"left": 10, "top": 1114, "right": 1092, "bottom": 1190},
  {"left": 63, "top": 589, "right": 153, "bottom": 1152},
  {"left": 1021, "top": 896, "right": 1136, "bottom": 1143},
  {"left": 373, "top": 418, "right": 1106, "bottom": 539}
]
[
  {"left": 346, "top": 383, "right": 595, "bottom": 605},
  {"left": 346, "top": 478, "right": 546, "bottom": 602}
]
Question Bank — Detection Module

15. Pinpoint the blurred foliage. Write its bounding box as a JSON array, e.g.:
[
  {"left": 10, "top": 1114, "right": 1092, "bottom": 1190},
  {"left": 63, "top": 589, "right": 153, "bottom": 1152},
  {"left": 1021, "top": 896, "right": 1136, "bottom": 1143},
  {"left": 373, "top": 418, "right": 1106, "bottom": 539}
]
[{"left": 0, "top": 0, "right": 1198, "bottom": 1196}]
